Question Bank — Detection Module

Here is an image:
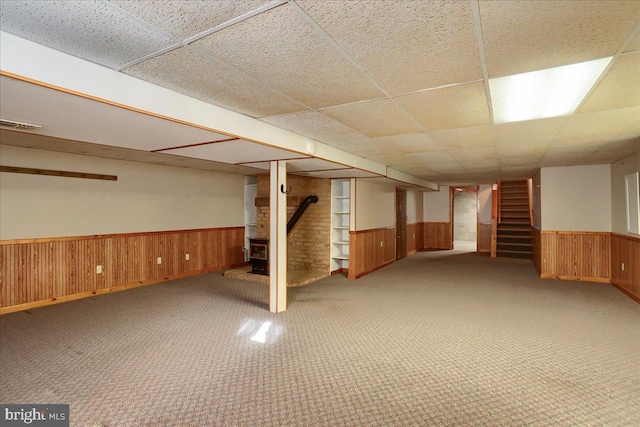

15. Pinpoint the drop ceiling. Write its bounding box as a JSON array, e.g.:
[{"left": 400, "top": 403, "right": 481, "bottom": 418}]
[{"left": 0, "top": 0, "right": 639, "bottom": 186}]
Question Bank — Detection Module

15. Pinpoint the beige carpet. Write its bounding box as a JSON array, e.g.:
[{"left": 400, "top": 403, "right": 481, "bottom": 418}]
[{"left": 1, "top": 250, "right": 638, "bottom": 426}]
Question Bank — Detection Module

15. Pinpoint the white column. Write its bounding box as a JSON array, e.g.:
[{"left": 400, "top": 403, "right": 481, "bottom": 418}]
[{"left": 269, "top": 161, "right": 287, "bottom": 313}]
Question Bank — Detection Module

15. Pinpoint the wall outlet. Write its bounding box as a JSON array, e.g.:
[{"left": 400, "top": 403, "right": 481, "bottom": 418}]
[
  {"left": 185, "top": 253, "right": 190, "bottom": 261},
  {"left": 96, "top": 265, "right": 102, "bottom": 274},
  {"left": 621, "top": 263, "right": 625, "bottom": 272},
  {"left": 157, "top": 257, "right": 162, "bottom": 265}
]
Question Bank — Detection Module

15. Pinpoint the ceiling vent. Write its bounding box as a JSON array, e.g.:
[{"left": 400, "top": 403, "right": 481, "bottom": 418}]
[{"left": 0, "top": 119, "right": 42, "bottom": 130}]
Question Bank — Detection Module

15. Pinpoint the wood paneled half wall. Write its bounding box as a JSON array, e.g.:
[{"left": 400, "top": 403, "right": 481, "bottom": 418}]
[
  {"left": 406, "top": 222, "right": 424, "bottom": 256},
  {"left": 423, "top": 222, "right": 452, "bottom": 250},
  {"left": 478, "top": 223, "right": 492, "bottom": 253},
  {"left": 539, "top": 231, "right": 611, "bottom": 283},
  {"left": 349, "top": 227, "right": 396, "bottom": 279},
  {"left": 0, "top": 227, "right": 245, "bottom": 314},
  {"left": 611, "top": 233, "right": 640, "bottom": 303}
]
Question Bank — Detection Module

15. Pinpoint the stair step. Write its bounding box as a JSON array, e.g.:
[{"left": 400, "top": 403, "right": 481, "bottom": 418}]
[
  {"left": 497, "top": 235, "right": 531, "bottom": 242},
  {"left": 498, "top": 243, "right": 532, "bottom": 251},
  {"left": 497, "top": 250, "right": 532, "bottom": 259}
]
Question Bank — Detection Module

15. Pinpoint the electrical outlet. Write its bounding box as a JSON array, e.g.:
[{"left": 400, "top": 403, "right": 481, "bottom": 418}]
[
  {"left": 621, "top": 263, "right": 625, "bottom": 272},
  {"left": 185, "top": 253, "right": 190, "bottom": 261},
  {"left": 96, "top": 265, "right": 102, "bottom": 274},
  {"left": 157, "top": 257, "right": 162, "bottom": 265}
]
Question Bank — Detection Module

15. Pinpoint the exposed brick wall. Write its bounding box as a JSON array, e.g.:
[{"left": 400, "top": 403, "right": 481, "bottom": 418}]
[{"left": 256, "top": 174, "right": 331, "bottom": 272}]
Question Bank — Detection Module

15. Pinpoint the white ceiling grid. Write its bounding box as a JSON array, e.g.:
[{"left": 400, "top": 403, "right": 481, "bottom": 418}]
[{"left": 0, "top": 0, "right": 639, "bottom": 185}]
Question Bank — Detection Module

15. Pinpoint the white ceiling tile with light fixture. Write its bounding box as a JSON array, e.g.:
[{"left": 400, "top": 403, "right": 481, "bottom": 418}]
[{"left": 0, "top": 0, "right": 638, "bottom": 187}]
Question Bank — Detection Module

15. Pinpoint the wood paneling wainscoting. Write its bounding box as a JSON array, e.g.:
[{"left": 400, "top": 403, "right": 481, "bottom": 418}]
[
  {"left": 477, "top": 223, "right": 492, "bottom": 253},
  {"left": 406, "top": 222, "right": 424, "bottom": 256},
  {"left": 0, "top": 227, "right": 245, "bottom": 314},
  {"left": 424, "top": 222, "right": 452, "bottom": 250},
  {"left": 531, "top": 226, "right": 542, "bottom": 274},
  {"left": 611, "top": 233, "right": 640, "bottom": 303},
  {"left": 539, "top": 231, "right": 611, "bottom": 283},
  {"left": 349, "top": 227, "right": 395, "bottom": 279}
]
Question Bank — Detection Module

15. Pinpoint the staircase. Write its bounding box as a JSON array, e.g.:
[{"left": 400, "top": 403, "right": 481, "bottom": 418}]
[{"left": 497, "top": 180, "right": 532, "bottom": 259}]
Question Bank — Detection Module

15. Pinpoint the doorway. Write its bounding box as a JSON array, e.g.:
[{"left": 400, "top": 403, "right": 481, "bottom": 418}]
[
  {"left": 396, "top": 188, "right": 407, "bottom": 260},
  {"left": 452, "top": 187, "right": 478, "bottom": 252}
]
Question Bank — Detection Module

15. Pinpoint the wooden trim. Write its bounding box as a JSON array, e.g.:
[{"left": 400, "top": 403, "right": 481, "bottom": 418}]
[
  {"left": 0, "top": 226, "right": 244, "bottom": 245},
  {"left": 0, "top": 263, "right": 243, "bottom": 315},
  {"left": 237, "top": 157, "right": 309, "bottom": 165},
  {"left": 349, "top": 226, "right": 395, "bottom": 235},
  {"left": 541, "top": 230, "right": 611, "bottom": 236},
  {"left": 151, "top": 137, "right": 239, "bottom": 152},
  {"left": 331, "top": 268, "right": 348, "bottom": 276},
  {"left": 611, "top": 280, "right": 640, "bottom": 304},
  {"left": 540, "top": 274, "right": 611, "bottom": 284},
  {"left": 0, "top": 165, "right": 117, "bottom": 181},
  {"left": 611, "top": 232, "right": 640, "bottom": 243}
]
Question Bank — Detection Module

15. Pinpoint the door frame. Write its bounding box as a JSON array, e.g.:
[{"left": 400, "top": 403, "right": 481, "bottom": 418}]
[
  {"left": 451, "top": 186, "right": 479, "bottom": 252},
  {"left": 395, "top": 188, "right": 407, "bottom": 260}
]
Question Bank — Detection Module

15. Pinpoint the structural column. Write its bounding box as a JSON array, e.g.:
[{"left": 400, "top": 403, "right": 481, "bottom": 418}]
[{"left": 269, "top": 160, "right": 287, "bottom": 313}]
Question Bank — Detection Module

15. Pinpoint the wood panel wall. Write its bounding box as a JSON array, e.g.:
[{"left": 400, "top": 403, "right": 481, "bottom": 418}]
[
  {"left": 423, "top": 222, "right": 452, "bottom": 250},
  {"left": 406, "top": 222, "right": 424, "bottom": 256},
  {"left": 540, "top": 231, "right": 610, "bottom": 283},
  {"left": 477, "top": 223, "right": 492, "bottom": 253},
  {"left": 0, "top": 227, "right": 245, "bottom": 314},
  {"left": 611, "top": 233, "right": 640, "bottom": 303},
  {"left": 349, "top": 227, "right": 395, "bottom": 279},
  {"left": 531, "top": 226, "right": 542, "bottom": 274}
]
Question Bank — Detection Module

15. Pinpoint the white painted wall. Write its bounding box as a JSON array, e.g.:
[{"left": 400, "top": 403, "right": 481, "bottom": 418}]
[
  {"left": 478, "top": 184, "right": 492, "bottom": 223},
  {"left": 0, "top": 145, "right": 245, "bottom": 240},
  {"left": 423, "top": 186, "right": 450, "bottom": 222},
  {"left": 611, "top": 151, "right": 640, "bottom": 236},
  {"left": 540, "top": 164, "right": 612, "bottom": 232},
  {"left": 354, "top": 179, "right": 395, "bottom": 230},
  {"left": 406, "top": 189, "right": 424, "bottom": 224}
]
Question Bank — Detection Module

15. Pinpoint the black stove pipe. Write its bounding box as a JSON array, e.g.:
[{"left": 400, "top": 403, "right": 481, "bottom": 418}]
[{"left": 287, "top": 195, "right": 318, "bottom": 235}]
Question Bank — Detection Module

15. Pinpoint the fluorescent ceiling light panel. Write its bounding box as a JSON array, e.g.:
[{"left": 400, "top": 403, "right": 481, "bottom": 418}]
[{"left": 489, "top": 57, "right": 612, "bottom": 124}]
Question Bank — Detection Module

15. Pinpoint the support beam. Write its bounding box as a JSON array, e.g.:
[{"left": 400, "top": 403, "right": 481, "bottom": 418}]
[{"left": 269, "top": 161, "right": 287, "bottom": 313}]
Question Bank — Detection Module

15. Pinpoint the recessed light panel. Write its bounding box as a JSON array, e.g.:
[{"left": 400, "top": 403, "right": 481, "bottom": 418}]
[{"left": 489, "top": 57, "right": 612, "bottom": 124}]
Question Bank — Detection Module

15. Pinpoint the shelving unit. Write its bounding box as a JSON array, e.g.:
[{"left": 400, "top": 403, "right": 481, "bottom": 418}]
[
  {"left": 244, "top": 177, "right": 257, "bottom": 262},
  {"left": 331, "top": 179, "right": 351, "bottom": 272}
]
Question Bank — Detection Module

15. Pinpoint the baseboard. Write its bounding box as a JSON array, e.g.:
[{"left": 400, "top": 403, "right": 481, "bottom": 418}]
[
  {"left": 611, "top": 280, "right": 640, "bottom": 304},
  {"left": 421, "top": 247, "right": 451, "bottom": 251},
  {"left": 0, "top": 263, "right": 244, "bottom": 315},
  {"left": 407, "top": 249, "right": 418, "bottom": 256},
  {"left": 539, "top": 274, "right": 611, "bottom": 284},
  {"left": 331, "top": 268, "right": 348, "bottom": 276},
  {"left": 478, "top": 249, "right": 490, "bottom": 253}
]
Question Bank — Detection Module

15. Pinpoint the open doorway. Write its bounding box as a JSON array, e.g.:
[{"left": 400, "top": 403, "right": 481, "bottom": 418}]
[{"left": 452, "top": 187, "right": 478, "bottom": 252}]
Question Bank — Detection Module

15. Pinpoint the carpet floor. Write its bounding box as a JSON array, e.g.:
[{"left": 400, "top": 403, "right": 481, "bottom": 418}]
[{"left": 1, "top": 251, "right": 639, "bottom": 426}]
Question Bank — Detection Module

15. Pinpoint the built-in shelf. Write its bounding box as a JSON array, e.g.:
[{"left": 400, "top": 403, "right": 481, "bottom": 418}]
[{"left": 331, "top": 179, "right": 351, "bottom": 272}]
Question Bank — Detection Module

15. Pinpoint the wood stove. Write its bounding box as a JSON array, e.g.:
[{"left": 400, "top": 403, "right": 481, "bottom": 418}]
[{"left": 249, "top": 237, "right": 269, "bottom": 275}]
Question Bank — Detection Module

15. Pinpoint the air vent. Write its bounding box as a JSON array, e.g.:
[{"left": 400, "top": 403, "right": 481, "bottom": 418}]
[{"left": 0, "top": 119, "right": 42, "bottom": 130}]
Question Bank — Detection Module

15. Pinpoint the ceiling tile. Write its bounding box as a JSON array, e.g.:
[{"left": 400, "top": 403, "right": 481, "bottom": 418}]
[
  {"left": 285, "top": 158, "right": 350, "bottom": 172},
  {"left": 260, "top": 111, "right": 370, "bottom": 146},
  {"left": 192, "top": 3, "right": 383, "bottom": 109},
  {"left": 404, "top": 150, "right": 458, "bottom": 165},
  {"left": 496, "top": 142, "right": 550, "bottom": 158},
  {"left": 394, "top": 82, "right": 491, "bottom": 131},
  {"left": 480, "top": 0, "right": 640, "bottom": 77},
  {"left": 449, "top": 147, "right": 499, "bottom": 163},
  {"left": 429, "top": 125, "right": 494, "bottom": 150},
  {"left": 499, "top": 157, "right": 541, "bottom": 168},
  {"left": 494, "top": 117, "right": 568, "bottom": 145},
  {"left": 123, "top": 47, "right": 305, "bottom": 118},
  {"left": 579, "top": 52, "right": 640, "bottom": 113},
  {"left": 556, "top": 107, "right": 640, "bottom": 141},
  {"left": 297, "top": 0, "right": 482, "bottom": 95},
  {"left": 321, "top": 99, "right": 422, "bottom": 138},
  {"left": 388, "top": 164, "right": 433, "bottom": 173},
  {"left": 624, "top": 30, "right": 640, "bottom": 52},
  {"left": 0, "top": 0, "right": 174, "bottom": 69},
  {"left": 108, "top": 0, "right": 271, "bottom": 41},
  {"left": 371, "top": 133, "right": 442, "bottom": 153}
]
